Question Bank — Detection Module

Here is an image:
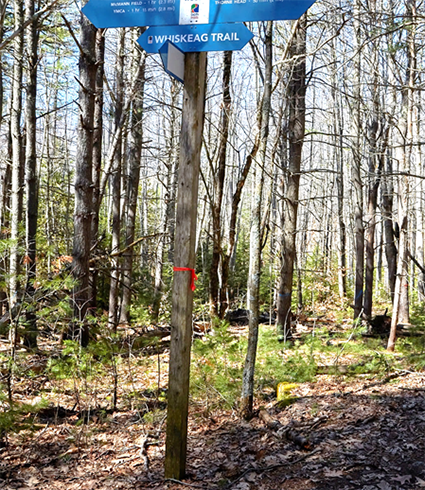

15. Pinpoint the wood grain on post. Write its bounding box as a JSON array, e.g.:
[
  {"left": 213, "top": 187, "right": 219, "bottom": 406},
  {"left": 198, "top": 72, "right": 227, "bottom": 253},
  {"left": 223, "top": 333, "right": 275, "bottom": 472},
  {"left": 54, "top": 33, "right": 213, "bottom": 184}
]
[{"left": 164, "top": 51, "right": 207, "bottom": 480}]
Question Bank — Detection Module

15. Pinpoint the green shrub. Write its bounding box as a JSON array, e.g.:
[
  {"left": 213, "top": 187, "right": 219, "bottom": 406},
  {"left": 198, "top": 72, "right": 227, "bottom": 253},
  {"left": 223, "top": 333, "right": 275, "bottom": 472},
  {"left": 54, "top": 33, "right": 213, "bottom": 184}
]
[{"left": 191, "top": 321, "right": 245, "bottom": 410}]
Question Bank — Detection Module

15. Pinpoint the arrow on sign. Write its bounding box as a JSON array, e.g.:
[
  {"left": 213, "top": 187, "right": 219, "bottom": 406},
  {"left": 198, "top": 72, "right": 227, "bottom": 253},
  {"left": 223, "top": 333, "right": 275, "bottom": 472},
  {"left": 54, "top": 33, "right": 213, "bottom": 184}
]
[
  {"left": 138, "top": 23, "right": 253, "bottom": 53},
  {"left": 82, "top": 0, "right": 316, "bottom": 29}
]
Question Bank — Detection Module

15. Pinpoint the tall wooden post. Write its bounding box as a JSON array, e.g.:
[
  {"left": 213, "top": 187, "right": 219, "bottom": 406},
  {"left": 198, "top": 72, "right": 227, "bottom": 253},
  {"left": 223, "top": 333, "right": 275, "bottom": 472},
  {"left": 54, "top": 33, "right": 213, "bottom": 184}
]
[{"left": 164, "top": 51, "right": 207, "bottom": 479}]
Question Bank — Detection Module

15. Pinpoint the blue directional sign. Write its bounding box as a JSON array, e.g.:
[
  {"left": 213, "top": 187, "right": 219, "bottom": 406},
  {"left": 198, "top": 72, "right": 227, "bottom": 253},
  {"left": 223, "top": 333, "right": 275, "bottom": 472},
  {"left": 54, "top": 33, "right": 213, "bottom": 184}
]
[
  {"left": 82, "top": 0, "right": 316, "bottom": 29},
  {"left": 138, "top": 23, "right": 253, "bottom": 53}
]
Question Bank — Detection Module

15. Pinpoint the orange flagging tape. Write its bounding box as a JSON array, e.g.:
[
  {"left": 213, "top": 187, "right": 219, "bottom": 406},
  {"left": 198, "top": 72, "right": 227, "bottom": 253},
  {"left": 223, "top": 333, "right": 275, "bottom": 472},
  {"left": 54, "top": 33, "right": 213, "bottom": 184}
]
[{"left": 173, "top": 267, "right": 198, "bottom": 291}]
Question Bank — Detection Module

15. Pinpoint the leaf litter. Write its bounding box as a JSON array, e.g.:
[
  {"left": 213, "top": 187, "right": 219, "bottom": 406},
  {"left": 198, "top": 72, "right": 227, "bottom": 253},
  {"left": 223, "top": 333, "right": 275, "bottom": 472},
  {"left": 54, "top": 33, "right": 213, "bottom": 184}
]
[{"left": 1, "top": 319, "right": 425, "bottom": 489}]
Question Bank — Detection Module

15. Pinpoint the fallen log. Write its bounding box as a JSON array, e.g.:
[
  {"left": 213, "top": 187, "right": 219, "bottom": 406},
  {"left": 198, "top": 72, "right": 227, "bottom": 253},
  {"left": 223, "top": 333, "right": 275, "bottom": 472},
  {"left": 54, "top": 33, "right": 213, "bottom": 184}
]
[
  {"left": 259, "top": 409, "right": 311, "bottom": 450},
  {"left": 131, "top": 329, "right": 170, "bottom": 349}
]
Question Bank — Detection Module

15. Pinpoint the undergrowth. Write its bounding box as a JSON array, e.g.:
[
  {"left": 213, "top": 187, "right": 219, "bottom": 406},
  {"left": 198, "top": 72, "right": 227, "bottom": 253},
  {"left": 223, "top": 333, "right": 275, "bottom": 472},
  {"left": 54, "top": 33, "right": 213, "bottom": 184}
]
[
  {"left": 190, "top": 317, "right": 425, "bottom": 411},
  {"left": 1, "top": 307, "right": 425, "bottom": 439}
]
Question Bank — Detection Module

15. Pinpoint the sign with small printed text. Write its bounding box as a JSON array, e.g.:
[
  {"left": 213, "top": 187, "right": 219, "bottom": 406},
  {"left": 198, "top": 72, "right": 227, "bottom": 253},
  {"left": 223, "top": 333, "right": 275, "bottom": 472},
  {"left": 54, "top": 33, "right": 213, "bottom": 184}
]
[{"left": 82, "top": 0, "right": 316, "bottom": 29}]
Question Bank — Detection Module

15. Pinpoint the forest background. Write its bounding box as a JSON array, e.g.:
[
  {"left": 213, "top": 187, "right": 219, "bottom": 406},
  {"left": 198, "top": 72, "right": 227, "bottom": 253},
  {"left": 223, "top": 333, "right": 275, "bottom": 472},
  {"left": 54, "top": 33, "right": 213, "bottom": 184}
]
[{"left": 1, "top": 0, "right": 425, "bottom": 471}]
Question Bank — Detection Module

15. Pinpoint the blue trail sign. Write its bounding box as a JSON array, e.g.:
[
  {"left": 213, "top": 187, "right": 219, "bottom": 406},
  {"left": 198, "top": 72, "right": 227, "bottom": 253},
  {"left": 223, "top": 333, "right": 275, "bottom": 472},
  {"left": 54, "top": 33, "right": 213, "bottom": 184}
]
[
  {"left": 138, "top": 23, "right": 253, "bottom": 53},
  {"left": 82, "top": 0, "right": 316, "bottom": 29}
]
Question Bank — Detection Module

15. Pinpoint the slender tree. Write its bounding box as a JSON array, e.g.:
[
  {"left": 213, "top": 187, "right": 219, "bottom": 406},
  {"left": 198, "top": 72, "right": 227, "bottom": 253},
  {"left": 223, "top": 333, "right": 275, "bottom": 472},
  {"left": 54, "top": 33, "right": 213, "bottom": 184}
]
[
  {"left": 90, "top": 27, "right": 105, "bottom": 309},
  {"left": 9, "top": 0, "right": 24, "bottom": 323},
  {"left": 331, "top": 32, "right": 347, "bottom": 299},
  {"left": 363, "top": 0, "right": 383, "bottom": 318},
  {"left": 108, "top": 28, "right": 125, "bottom": 330},
  {"left": 23, "top": 0, "right": 39, "bottom": 348},
  {"left": 351, "top": 0, "right": 365, "bottom": 320},
  {"left": 120, "top": 32, "right": 146, "bottom": 324},
  {"left": 241, "top": 21, "right": 273, "bottom": 419},
  {"left": 71, "top": 6, "right": 97, "bottom": 346},
  {"left": 208, "top": 50, "right": 232, "bottom": 319},
  {"left": 388, "top": 0, "right": 416, "bottom": 350}
]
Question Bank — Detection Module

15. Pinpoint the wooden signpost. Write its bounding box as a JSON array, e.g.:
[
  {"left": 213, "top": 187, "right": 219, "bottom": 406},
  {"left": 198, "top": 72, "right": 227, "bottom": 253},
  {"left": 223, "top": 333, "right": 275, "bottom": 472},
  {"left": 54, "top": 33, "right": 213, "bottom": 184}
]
[{"left": 164, "top": 51, "right": 207, "bottom": 479}]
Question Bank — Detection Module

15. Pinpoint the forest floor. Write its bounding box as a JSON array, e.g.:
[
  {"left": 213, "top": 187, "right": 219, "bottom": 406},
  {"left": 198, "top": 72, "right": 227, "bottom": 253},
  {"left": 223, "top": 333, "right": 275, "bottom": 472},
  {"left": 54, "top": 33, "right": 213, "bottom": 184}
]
[{"left": 1, "top": 316, "right": 425, "bottom": 490}]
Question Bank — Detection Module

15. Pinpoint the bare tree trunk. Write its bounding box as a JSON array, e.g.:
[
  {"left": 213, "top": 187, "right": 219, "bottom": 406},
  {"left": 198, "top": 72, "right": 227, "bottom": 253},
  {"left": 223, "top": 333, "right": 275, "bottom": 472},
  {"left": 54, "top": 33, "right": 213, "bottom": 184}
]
[
  {"left": 23, "top": 0, "right": 39, "bottom": 349},
  {"left": 120, "top": 34, "right": 146, "bottom": 324},
  {"left": 209, "top": 50, "right": 232, "bottom": 319},
  {"left": 0, "top": 4, "right": 5, "bottom": 272},
  {"left": 331, "top": 33, "right": 347, "bottom": 300},
  {"left": 398, "top": 1, "right": 416, "bottom": 325},
  {"left": 71, "top": 8, "right": 96, "bottom": 347},
  {"left": 363, "top": 0, "right": 385, "bottom": 319},
  {"left": 352, "top": 0, "right": 364, "bottom": 319},
  {"left": 382, "top": 155, "right": 397, "bottom": 297},
  {"left": 0, "top": 106, "right": 11, "bottom": 317},
  {"left": 276, "top": 17, "right": 306, "bottom": 340},
  {"left": 9, "top": 0, "right": 24, "bottom": 319},
  {"left": 151, "top": 78, "right": 180, "bottom": 320},
  {"left": 388, "top": 0, "right": 416, "bottom": 350},
  {"left": 241, "top": 21, "right": 273, "bottom": 420},
  {"left": 90, "top": 28, "right": 105, "bottom": 310},
  {"left": 108, "top": 29, "right": 125, "bottom": 331},
  {"left": 0, "top": 4, "right": 3, "bottom": 129}
]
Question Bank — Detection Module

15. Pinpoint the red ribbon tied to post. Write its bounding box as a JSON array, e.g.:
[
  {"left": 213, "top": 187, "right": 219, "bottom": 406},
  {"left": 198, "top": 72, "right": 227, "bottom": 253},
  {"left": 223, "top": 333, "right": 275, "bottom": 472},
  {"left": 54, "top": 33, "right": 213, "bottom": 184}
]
[{"left": 173, "top": 267, "right": 198, "bottom": 291}]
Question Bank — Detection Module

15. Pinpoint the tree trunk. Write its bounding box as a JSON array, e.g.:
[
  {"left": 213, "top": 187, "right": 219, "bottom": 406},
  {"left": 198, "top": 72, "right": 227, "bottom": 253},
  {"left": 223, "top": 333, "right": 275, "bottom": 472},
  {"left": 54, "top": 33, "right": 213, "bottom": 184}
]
[
  {"left": 363, "top": 0, "right": 385, "bottom": 319},
  {"left": 220, "top": 94, "right": 262, "bottom": 319},
  {"left": 352, "top": 0, "right": 364, "bottom": 319},
  {"left": 90, "top": 27, "right": 105, "bottom": 310},
  {"left": 276, "top": 17, "right": 307, "bottom": 340},
  {"left": 9, "top": 0, "right": 24, "bottom": 321},
  {"left": 0, "top": 101, "right": 11, "bottom": 318},
  {"left": 382, "top": 157, "right": 397, "bottom": 298},
  {"left": 331, "top": 33, "right": 346, "bottom": 300},
  {"left": 108, "top": 29, "right": 125, "bottom": 331},
  {"left": 241, "top": 21, "right": 273, "bottom": 420},
  {"left": 209, "top": 50, "right": 232, "bottom": 319},
  {"left": 120, "top": 34, "right": 146, "bottom": 324},
  {"left": 71, "top": 8, "right": 97, "bottom": 347},
  {"left": 23, "top": 0, "right": 39, "bottom": 349},
  {"left": 388, "top": 0, "right": 416, "bottom": 350}
]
